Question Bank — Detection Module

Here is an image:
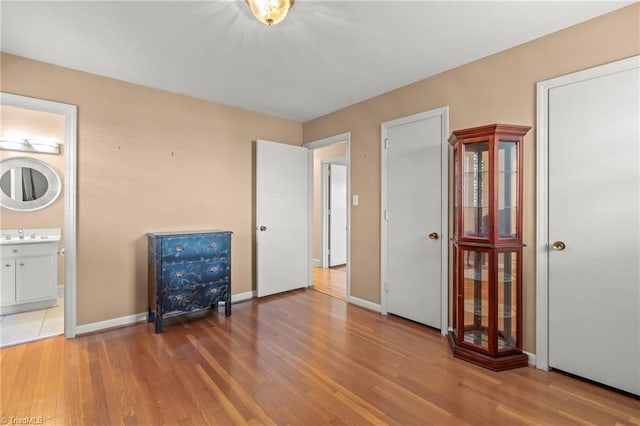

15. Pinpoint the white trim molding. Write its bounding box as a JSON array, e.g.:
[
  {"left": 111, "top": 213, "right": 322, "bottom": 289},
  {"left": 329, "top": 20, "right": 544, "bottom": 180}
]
[
  {"left": 348, "top": 296, "right": 382, "bottom": 313},
  {"left": 231, "top": 291, "right": 255, "bottom": 303},
  {"left": 535, "top": 55, "right": 640, "bottom": 371},
  {"left": 77, "top": 312, "right": 148, "bottom": 335},
  {"left": 523, "top": 351, "right": 536, "bottom": 366},
  {"left": 380, "top": 106, "right": 449, "bottom": 336},
  {"left": 77, "top": 293, "right": 255, "bottom": 335}
]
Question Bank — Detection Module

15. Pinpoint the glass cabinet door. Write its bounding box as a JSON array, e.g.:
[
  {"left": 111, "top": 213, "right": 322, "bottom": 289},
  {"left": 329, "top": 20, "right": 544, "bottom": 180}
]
[
  {"left": 497, "top": 250, "right": 518, "bottom": 351},
  {"left": 497, "top": 141, "right": 519, "bottom": 239},
  {"left": 462, "top": 142, "right": 489, "bottom": 239},
  {"left": 453, "top": 145, "right": 458, "bottom": 239},
  {"left": 461, "top": 248, "right": 490, "bottom": 349}
]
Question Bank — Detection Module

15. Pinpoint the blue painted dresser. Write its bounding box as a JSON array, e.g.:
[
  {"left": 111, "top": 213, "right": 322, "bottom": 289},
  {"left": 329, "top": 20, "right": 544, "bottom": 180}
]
[{"left": 147, "top": 230, "right": 232, "bottom": 333}]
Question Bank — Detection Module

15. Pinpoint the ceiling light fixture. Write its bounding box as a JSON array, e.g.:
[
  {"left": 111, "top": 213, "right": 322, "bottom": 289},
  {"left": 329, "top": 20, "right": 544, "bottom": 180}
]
[{"left": 246, "top": 0, "right": 295, "bottom": 26}]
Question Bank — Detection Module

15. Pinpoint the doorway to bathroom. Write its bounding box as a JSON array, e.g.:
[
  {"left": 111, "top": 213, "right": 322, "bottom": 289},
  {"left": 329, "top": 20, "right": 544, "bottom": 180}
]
[{"left": 0, "top": 92, "right": 77, "bottom": 347}]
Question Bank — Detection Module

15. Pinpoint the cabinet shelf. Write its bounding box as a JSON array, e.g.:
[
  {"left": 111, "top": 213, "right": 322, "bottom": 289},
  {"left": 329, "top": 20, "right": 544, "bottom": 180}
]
[{"left": 463, "top": 206, "right": 517, "bottom": 209}]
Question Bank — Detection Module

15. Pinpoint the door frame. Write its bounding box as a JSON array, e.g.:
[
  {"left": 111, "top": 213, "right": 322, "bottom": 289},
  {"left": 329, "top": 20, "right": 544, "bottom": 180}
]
[
  {"left": 304, "top": 133, "right": 351, "bottom": 299},
  {"left": 380, "top": 106, "right": 449, "bottom": 335},
  {"left": 321, "top": 157, "right": 347, "bottom": 268},
  {"left": 535, "top": 55, "right": 639, "bottom": 370},
  {"left": 1, "top": 92, "right": 77, "bottom": 338}
]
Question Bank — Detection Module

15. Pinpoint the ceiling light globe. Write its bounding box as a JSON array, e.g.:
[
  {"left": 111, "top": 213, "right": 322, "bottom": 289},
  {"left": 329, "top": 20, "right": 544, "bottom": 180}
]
[{"left": 246, "top": 0, "right": 294, "bottom": 26}]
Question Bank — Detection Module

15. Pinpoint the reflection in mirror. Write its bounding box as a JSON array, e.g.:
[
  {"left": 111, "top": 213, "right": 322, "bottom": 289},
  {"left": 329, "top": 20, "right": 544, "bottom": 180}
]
[
  {"left": 0, "top": 157, "right": 61, "bottom": 211},
  {"left": 1, "top": 167, "right": 49, "bottom": 201}
]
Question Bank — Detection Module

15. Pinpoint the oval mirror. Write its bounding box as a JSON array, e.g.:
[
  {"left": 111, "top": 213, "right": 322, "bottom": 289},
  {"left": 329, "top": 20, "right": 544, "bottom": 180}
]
[{"left": 0, "top": 157, "right": 61, "bottom": 211}]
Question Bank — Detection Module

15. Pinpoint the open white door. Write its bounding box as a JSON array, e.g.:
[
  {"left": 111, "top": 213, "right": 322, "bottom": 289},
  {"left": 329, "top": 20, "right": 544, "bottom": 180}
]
[
  {"left": 256, "top": 140, "right": 310, "bottom": 297},
  {"left": 329, "top": 163, "right": 347, "bottom": 266}
]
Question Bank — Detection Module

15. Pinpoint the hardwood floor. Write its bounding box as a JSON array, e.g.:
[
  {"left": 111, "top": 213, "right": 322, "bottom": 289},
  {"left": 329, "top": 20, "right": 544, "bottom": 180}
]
[
  {"left": 1, "top": 289, "right": 638, "bottom": 425},
  {"left": 313, "top": 265, "right": 346, "bottom": 299}
]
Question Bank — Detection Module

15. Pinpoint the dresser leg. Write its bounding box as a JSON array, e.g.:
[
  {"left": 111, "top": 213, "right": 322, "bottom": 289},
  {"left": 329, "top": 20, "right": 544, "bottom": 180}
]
[
  {"left": 155, "top": 315, "right": 163, "bottom": 333},
  {"left": 155, "top": 304, "right": 163, "bottom": 333},
  {"left": 225, "top": 296, "right": 231, "bottom": 316}
]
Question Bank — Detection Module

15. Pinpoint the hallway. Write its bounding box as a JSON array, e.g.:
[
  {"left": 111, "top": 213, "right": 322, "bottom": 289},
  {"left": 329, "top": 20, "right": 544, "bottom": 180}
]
[{"left": 312, "top": 265, "right": 346, "bottom": 300}]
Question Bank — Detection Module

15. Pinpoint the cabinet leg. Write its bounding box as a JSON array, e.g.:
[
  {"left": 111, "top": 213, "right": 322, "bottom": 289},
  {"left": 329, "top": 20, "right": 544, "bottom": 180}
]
[{"left": 148, "top": 308, "right": 155, "bottom": 322}]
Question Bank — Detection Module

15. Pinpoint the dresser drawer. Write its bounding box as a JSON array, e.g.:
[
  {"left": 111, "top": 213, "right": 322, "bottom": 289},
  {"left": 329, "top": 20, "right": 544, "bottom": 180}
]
[
  {"left": 161, "top": 234, "right": 230, "bottom": 262},
  {"left": 161, "top": 259, "right": 230, "bottom": 289},
  {"left": 162, "top": 282, "right": 228, "bottom": 314}
]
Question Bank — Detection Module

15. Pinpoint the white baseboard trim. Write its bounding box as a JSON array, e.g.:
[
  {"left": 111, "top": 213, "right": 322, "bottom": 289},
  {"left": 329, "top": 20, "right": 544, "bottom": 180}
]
[
  {"left": 348, "top": 296, "right": 381, "bottom": 313},
  {"left": 313, "top": 258, "right": 321, "bottom": 267},
  {"left": 231, "top": 291, "right": 255, "bottom": 303},
  {"left": 524, "top": 350, "right": 536, "bottom": 366},
  {"left": 57, "top": 285, "right": 64, "bottom": 297},
  {"left": 77, "top": 312, "right": 147, "bottom": 335},
  {"left": 76, "top": 293, "right": 255, "bottom": 335}
]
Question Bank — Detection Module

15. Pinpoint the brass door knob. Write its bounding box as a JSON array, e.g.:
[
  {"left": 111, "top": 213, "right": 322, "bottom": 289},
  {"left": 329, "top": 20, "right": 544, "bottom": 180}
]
[
  {"left": 552, "top": 241, "right": 566, "bottom": 251},
  {"left": 428, "top": 232, "right": 439, "bottom": 240}
]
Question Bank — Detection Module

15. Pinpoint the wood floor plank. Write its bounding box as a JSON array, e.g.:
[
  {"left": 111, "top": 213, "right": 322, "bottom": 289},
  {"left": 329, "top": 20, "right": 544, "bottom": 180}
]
[{"left": 1, "top": 288, "right": 638, "bottom": 425}]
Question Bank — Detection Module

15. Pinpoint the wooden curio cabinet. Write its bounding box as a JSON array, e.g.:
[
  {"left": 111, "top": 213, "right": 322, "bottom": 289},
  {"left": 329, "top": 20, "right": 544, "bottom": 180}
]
[{"left": 448, "top": 124, "right": 530, "bottom": 371}]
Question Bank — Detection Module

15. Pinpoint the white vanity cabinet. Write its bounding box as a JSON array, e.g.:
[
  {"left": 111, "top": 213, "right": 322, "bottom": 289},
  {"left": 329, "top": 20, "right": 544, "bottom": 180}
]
[{"left": 0, "top": 241, "right": 58, "bottom": 314}]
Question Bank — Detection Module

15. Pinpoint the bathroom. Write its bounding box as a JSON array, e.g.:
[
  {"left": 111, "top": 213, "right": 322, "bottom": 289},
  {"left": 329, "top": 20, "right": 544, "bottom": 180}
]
[{"left": 0, "top": 101, "right": 65, "bottom": 347}]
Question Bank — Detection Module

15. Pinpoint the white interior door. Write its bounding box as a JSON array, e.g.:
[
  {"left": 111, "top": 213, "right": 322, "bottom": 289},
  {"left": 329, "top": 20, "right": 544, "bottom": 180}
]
[
  {"left": 256, "top": 140, "right": 310, "bottom": 297},
  {"left": 547, "top": 61, "right": 639, "bottom": 395},
  {"left": 329, "top": 163, "right": 347, "bottom": 266},
  {"left": 383, "top": 111, "right": 444, "bottom": 328}
]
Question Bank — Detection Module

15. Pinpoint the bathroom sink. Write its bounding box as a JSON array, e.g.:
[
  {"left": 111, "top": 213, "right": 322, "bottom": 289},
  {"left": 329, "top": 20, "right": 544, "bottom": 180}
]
[{"left": 0, "top": 228, "right": 61, "bottom": 245}]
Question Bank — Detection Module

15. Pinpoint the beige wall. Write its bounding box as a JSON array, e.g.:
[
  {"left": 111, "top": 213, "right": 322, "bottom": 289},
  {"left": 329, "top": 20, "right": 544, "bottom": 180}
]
[
  {"left": 1, "top": 4, "right": 637, "bottom": 344},
  {"left": 312, "top": 142, "right": 347, "bottom": 262},
  {"left": 0, "top": 106, "right": 66, "bottom": 285},
  {"left": 1, "top": 54, "right": 302, "bottom": 325},
  {"left": 303, "top": 4, "right": 640, "bottom": 352}
]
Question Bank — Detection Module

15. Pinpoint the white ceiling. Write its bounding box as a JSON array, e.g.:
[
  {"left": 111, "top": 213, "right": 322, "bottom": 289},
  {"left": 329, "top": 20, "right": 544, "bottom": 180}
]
[{"left": 1, "top": 1, "right": 633, "bottom": 122}]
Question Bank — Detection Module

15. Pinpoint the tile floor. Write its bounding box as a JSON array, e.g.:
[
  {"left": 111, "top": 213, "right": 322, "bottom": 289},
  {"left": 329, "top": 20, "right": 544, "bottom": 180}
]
[{"left": 0, "top": 297, "right": 64, "bottom": 348}]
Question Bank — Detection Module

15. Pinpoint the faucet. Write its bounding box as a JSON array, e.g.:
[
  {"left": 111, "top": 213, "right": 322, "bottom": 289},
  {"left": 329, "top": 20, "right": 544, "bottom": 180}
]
[{"left": 18, "top": 229, "right": 24, "bottom": 239}]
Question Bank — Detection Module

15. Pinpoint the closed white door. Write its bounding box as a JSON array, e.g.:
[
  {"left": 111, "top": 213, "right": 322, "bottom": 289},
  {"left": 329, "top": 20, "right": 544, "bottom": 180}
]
[
  {"left": 383, "top": 110, "right": 445, "bottom": 328},
  {"left": 329, "top": 163, "right": 347, "bottom": 267},
  {"left": 547, "top": 61, "right": 639, "bottom": 395},
  {"left": 256, "top": 140, "right": 310, "bottom": 297}
]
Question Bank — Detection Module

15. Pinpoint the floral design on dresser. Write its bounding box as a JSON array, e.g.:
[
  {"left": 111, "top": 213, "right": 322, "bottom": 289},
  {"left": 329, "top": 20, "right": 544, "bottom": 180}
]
[{"left": 148, "top": 230, "right": 232, "bottom": 333}]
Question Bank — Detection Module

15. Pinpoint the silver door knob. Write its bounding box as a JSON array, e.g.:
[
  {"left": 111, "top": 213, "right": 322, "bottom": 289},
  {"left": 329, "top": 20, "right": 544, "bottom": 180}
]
[
  {"left": 259, "top": 226, "right": 267, "bottom": 231},
  {"left": 428, "top": 232, "right": 439, "bottom": 240},
  {"left": 552, "top": 241, "right": 566, "bottom": 251}
]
